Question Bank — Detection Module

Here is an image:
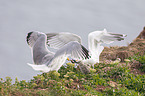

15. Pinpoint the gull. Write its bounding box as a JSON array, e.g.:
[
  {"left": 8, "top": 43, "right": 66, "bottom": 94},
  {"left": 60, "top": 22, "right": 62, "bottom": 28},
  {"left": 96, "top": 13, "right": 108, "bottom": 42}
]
[
  {"left": 46, "top": 29, "right": 126, "bottom": 67},
  {"left": 26, "top": 31, "right": 90, "bottom": 72}
]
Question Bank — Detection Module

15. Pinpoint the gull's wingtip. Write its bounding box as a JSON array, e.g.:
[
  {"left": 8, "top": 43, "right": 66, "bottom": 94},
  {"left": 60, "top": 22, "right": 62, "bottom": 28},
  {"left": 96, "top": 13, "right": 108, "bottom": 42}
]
[
  {"left": 81, "top": 45, "right": 90, "bottom": 59},
  {"left": 26, "top": 32, "right": 33, "bottom": 45}
]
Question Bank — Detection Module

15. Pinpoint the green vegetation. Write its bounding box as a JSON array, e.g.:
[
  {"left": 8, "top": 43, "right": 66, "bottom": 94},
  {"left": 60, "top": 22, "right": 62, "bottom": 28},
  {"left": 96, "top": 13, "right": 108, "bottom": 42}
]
[
  {"left": 129, "top": 53, "right": 145, "bottom": 72},
  {"left": 0, "top": 55, "right": 145, "bottom": 96}
]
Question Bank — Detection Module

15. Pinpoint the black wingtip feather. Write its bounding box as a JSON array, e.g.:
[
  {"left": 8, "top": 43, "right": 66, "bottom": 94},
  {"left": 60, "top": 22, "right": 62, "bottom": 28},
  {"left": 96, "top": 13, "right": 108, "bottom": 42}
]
[
  {"left": 117, "top": 38, "right": 124, "bottom": 41},
  {"left": 113, "top": 35, "right": 125, "bottom": 41},
  {"left": 46, "top": 33, "right": 58, "bottom": 46},
  {"left": 26, "top": 32, "right": 33, "bottom": 45},
  {"left": 81, "top": 45, "right": 90, "bottom": 59}
]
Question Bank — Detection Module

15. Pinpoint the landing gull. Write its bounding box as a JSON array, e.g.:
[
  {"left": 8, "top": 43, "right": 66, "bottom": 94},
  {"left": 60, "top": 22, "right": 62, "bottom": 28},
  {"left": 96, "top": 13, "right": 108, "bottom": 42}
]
[
  {"left": 26, "top": 31, "right": 90, "bottom": 72},
  {"left": 46, "top": 29, "right": 126, "bottom": 67}
]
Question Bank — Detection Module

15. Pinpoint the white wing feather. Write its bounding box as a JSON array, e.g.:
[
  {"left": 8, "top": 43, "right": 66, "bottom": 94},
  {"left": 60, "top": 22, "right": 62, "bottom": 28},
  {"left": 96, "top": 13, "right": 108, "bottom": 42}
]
[
  {"left": 27, "top": 63, "right": 50, "bottom": 72},
  {"left": 89, "top": 29, "right": 126, "bottom": 44},
  {"left": 46, "top": 32, "right": 82, "bottom": 49}
]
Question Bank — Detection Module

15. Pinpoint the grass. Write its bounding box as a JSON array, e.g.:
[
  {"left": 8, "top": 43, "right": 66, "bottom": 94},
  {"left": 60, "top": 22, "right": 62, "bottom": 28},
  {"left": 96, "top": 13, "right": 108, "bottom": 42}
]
[{"left": 0, "top": 55, "right": 145, "bottom": 96}]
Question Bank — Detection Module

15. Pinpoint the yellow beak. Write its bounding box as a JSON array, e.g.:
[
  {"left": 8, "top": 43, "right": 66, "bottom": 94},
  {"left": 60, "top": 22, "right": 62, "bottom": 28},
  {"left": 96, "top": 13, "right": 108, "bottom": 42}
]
[{"left": 67, "top": 57, "right": 70, "bottom": 61}]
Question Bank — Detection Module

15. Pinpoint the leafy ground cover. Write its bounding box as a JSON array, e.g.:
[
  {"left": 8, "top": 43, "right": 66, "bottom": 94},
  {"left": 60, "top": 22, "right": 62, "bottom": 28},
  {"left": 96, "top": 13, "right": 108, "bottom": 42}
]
[{"left": 0, "top": 55, "right": 145, "bottom": 96}]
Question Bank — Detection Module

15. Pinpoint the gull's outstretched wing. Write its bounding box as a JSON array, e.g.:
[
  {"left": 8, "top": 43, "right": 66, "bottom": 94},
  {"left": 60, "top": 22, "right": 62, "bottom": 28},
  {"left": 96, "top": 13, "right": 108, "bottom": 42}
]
[
  {"left": 53, "top": 41, "right": 90, "bottom": 60},
  {"left": 46, "top": 32, "right": 81, "bottom": 49},
  {"left": 88, "top": 29, "right": 126, "bottom": 53},
  {"left": 89, "top": 29, "right": 127, "bottom": 45},
  {"left": 46, "top": 41, "right": 90, "bottom": 71}
]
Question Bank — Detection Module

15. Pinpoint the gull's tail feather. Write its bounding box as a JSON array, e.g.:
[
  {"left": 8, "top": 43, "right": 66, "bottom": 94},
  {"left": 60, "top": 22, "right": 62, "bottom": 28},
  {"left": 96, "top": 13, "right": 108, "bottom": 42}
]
[{"left": 27, "top": 63, "right": 50, "bottom": 72}]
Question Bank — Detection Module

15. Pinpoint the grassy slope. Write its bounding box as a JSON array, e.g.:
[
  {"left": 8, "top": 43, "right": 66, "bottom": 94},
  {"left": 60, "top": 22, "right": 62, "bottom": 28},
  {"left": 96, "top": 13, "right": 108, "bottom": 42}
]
[{"left": 0, "top": 55, "right": 145, "bottom": 96}]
